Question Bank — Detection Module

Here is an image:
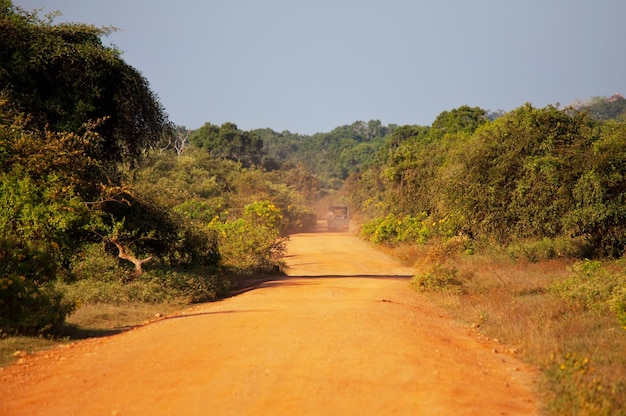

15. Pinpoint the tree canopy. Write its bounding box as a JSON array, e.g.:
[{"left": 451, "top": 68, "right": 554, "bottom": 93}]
[
  {"left": 0, "top": 1, "right": 171, "bottom": 168},
  {"left": 350, "top": 102, "right": 626, "bottom": 258}
]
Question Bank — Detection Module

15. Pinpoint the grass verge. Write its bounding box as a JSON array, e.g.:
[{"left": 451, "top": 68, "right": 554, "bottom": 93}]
[
  {"left": 396, "top": 240, "right": 626, "bottom": 415},
  {"left": 0, "top": 302, "right": 183, "bottom": 368},
  {"left": 0, "top": 270, "right": 277, "bottom": 369}
]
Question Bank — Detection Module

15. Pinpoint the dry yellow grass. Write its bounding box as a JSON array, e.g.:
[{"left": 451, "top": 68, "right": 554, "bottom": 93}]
[{"left": 403, "top": 243, "right": 626, "bottom": 415}]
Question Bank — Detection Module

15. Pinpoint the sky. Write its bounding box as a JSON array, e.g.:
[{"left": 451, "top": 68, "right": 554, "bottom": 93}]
[{"left": 13, "top": 0, "right": 626, "bottom": 135}]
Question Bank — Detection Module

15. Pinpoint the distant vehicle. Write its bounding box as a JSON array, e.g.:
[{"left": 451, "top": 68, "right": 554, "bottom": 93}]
[{"left": 327, "top": 205, "right": 349, "bottom": 231}]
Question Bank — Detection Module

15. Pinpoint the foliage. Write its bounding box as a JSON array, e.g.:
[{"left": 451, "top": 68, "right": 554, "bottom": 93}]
[
  {"left": 209, "top": 201, "right": 288, "bottom": 273},
  {"left": 0, "top": 238, "right": 77, "bottom": 335},
  {"left": 410, "top": 237, "right": 473, "bottom": 293},
  {"left": 446, "top": 104, "right": 594, "bottom": 244},
  {"left": 58, "top": 268, "right": 229, "bottom": 305},
  {"left": 411, "top": 264, "right": 465, "bottom": 293},
  {"left": 550, "top": 260, "right": 626, "bottom": 326},
  {"left": 282, "top": 204, "right": 317, "bottom": 234},
  {"left": 429, "top": 105, "right": 489, "bottom": 138},
  {"left": 349, "top": 103, "right": 626, "bottom": 257},
  {"left": 544, "top": 352, "right": 625, "bottom": 416},
  {"left": 576, "top": 94, "right": 626, "bottom": 121},
  {"left": 0, "top": 167, "right": 91, "bottom": 264},
  {"left": 189, "top": 122, "right": 263, "bottom": 168},
  {"left": 506, "top": 237, "right": 589, "bottom": 262},
  {"left": 258, "top": 120, "right": 395, "bottom": 181},
  {"left": 62, "top": 243, "right": 229, "bottom": 304},
  {"left": 360, "top": 213, "right": 430, "bottom": 246},
  {"left": 565, "top": 120, "right": 626, "bottom": 256},
  {"left": 0, "top": 2, "right": 172, "bottom": 167},
  {"left": 360, "top": 213, "right": 465, "bottom": 246}
]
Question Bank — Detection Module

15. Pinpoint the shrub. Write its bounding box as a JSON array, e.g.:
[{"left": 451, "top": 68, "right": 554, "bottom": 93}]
[
  {"left": 0, "top": 238, "right": 77, "bottom": 334},
  {"left": 550, "top": 260, "right": 626, "bottom": 325},
  {"left": 411, "top": 264, "right": 465, "bottom": 293},
  {"left": 65, "top": 243, "right": 231, "bottom": 304},
  {"left": 507, "top": 237, "right": 588, "bottom": 262},
  {"left": 544, "top": 352, "right": 626, "bottom": 415},
  {"left": 209, "top": 201, "right": 287, "bottom": 273},
  {"left": 360, "top": 213, "right": 430, "bottom": 245},
  {"left": 282, "top": 204, "right": 317, "bottom": 234},
  {"left": 70, "top": 243, "right": 129, "bottom": 282},
  {"left": 0, "top": 168, "right": 91, "bottom": 265},
  {"left": 411, "top": 237, "right": 473, "bottom": 293},
  {"left": 59, "top": 266, "right": 231, "bottom": 305}
]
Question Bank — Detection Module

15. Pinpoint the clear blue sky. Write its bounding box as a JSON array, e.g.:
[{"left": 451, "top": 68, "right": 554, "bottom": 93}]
[{"left": 14, "top": 0, "right": 626, "bottom": 135}]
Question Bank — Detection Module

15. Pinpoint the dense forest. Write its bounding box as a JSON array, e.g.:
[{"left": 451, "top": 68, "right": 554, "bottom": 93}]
[{"left": 2, "top": 0, "right": 626, "bottom": 342}]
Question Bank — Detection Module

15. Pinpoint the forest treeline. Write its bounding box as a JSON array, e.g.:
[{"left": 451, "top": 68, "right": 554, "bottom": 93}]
[
  {"left": 349, "top": 101, "right": 626, "bottom": 260},
  {"left": 2, "top": 0, "right": 626, "bottom": 335}
]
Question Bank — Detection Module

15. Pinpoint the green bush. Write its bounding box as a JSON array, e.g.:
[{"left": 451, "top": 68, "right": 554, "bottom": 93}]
[
  {"left": 544, "top": 352, "right": 626, "bottom": 415},
  {"left": 59, "top": 267, "right": 231, "bottom": 305},
  {"left": 507, "top": 237, "right": 588, "bottom": 262},
  {"left": 65, "top": 243, "right": 231, "bottom": 304},
  {"left": 209, "top": 201, "right": 287, "bottom": 273},
  {"left": 283, "top": 204, "right": 317, "bottom": 234},
  {"left": 0, "top": 238, "right": 77, "bottom": 334},
  {"left": 411, "top": 264, "right": 465, "bottom": 293},
  {"left": 550, "top": 260, "right": 626, "bottom": 325},
  {"left": 153, "top": 267, "right": 232, "bottom": 303},
  {"left": 166, "top": 219, "right": 221, "bottom": 268},
  {"left": 70, "top": 243, "right": 129, "bottom": 282},
  {"left": 360, "top": 213, "right": 430, "bottom": 245},
  {"left": 0, "top": 168, "right": 91, "bottom": 265}
]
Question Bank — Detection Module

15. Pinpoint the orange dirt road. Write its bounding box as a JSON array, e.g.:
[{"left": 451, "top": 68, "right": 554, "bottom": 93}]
[{"left": 0, "top": 228, "right": 539, "bottom": 415}]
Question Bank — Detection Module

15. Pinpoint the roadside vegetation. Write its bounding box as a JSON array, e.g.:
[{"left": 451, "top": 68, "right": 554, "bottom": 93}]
[
  {"left": 3, "top": 2, "right": 626, "bottom": 413},
  {"left": 0, "top": 2, "right": 316, "bottom": 363},
  {"left": 352, "top": 102, "right": 626, "bottom": 415},
  {"left": 385, "top": 241, "right": 626, "bottom": 415}
]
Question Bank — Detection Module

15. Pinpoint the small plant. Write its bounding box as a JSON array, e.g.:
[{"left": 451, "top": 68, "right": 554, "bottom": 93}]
[
  {"left": 411, "top": 264, "right": 465, "bottom": 293},
  {"left": 544, "top": 352, "right": 626, "bottom": 415},
  {"left": 608, "top": 285, "right": 626, "bottom": 328}
]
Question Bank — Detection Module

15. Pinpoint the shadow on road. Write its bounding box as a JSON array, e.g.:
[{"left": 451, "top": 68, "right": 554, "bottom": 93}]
[{"left": 231, "top": 274, "right": 414, "bottom": 296}]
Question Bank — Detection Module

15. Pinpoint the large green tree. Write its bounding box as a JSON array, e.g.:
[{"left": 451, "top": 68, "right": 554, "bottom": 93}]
[
  {"left": 446, "top": 104, "right": 595, "bottom": 244},
  {"left": 0, "top": 1, "right": 171, "bottom": 168},
  {"left": 190, "top": 122, "right": 263, "bottom": 167}
]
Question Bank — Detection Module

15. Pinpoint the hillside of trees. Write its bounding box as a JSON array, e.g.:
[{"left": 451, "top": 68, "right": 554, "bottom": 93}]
[
  {"left": 574, "top": 93, "right": 626, "bottom": 121},
  {"left": 188, "top": 120, "right": 396, "bottom": 189}
]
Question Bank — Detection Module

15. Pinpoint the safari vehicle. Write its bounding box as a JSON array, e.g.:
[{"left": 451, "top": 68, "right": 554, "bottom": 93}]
[{"left": 327, "top": 205, "right": 349, "bottom": 231}]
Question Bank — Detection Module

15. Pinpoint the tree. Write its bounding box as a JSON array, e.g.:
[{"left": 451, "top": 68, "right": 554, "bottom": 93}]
[
  {"left": 190, "top": 122, "right": 263, "bottom": 167},
  {"left": 0, "top": 1, "right": 172, "bottom": 168},
  {"left": 566, "top": 120, "right": 626, "bottom": 256},
  {"left": 446, "top": 104, "right": 595, "bottom": 244},
  {"left": 430, "top": 105, "right": 488, "bottom": 139}
]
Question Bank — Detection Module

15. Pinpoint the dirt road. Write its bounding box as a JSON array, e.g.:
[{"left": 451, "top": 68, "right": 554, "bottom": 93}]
[{"left": 0, "top": 228, "right": 538, "bottom": 415}]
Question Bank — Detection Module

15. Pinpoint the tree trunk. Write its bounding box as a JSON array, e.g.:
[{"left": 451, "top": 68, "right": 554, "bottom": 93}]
[{"left": 110, "top": 238, "right": 153, "bottom": 277}]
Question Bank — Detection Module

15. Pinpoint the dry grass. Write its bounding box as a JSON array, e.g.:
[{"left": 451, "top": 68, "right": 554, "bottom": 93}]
[
  {"left": 403, "top": 243, "right": 626, "bottom": 415},
  {"left": 0, "top": 302, "right": 183, "bottom": 368}
]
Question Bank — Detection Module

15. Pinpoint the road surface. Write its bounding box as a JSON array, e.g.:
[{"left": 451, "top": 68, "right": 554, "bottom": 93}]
[{"left": 0, "top": 228, "right": 538, "bottom": 415}]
